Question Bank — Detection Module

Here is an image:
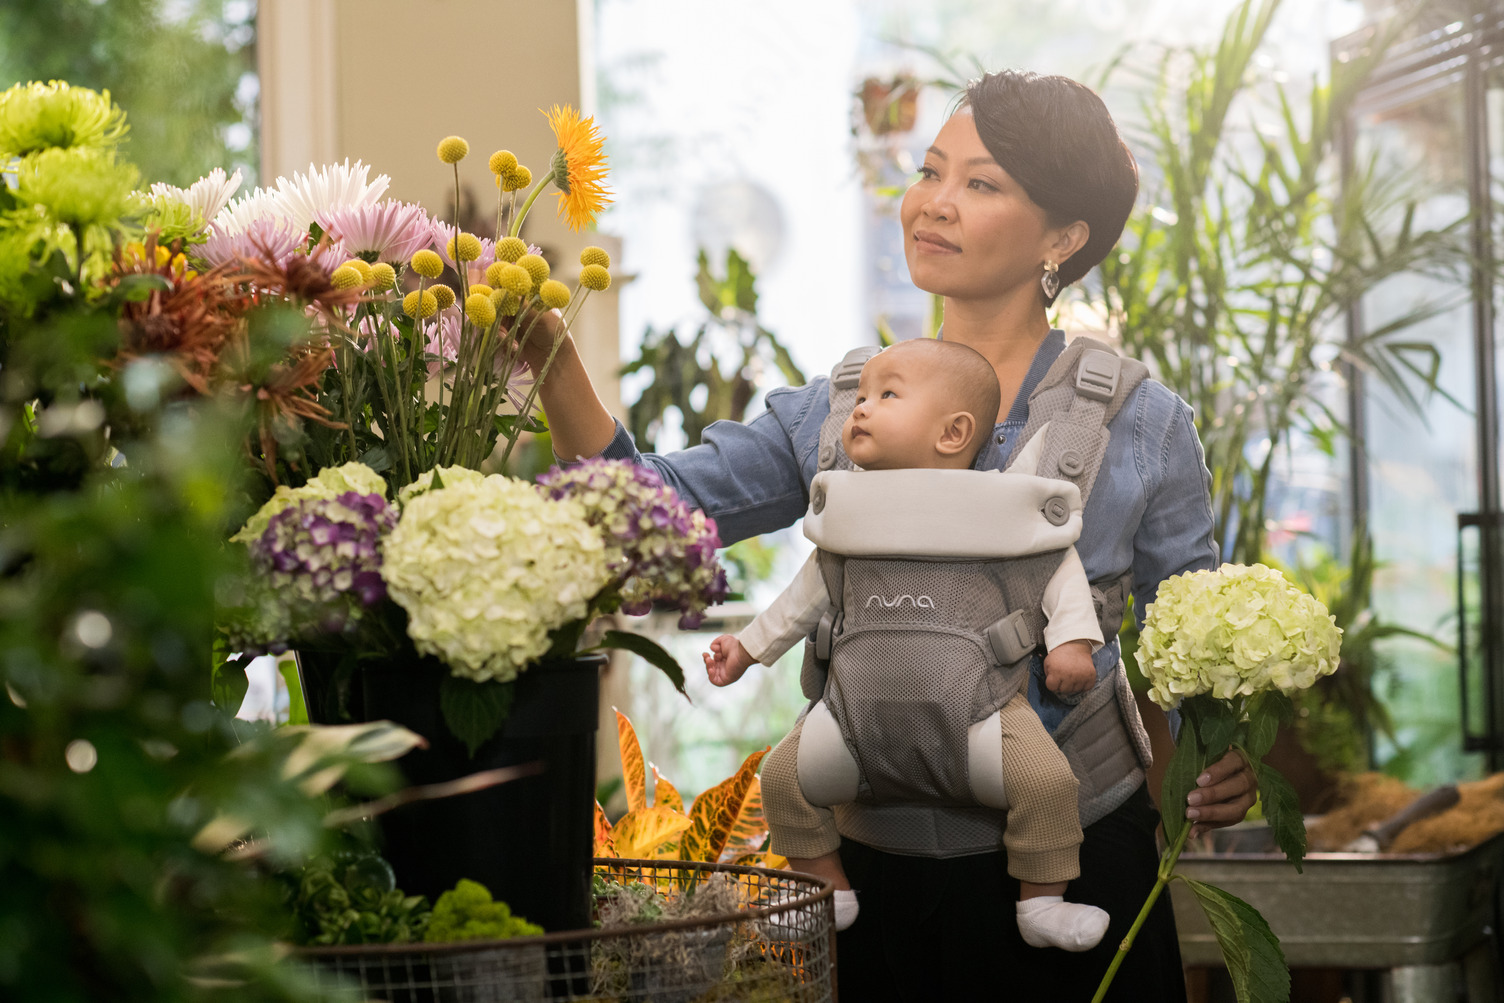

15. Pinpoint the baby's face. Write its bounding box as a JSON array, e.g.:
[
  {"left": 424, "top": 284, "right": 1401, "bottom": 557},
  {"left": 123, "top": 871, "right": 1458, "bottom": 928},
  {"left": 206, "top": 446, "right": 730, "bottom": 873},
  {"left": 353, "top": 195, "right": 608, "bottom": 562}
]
[{"left": 842, "top": 351, "right": 955, "bottom": 470}]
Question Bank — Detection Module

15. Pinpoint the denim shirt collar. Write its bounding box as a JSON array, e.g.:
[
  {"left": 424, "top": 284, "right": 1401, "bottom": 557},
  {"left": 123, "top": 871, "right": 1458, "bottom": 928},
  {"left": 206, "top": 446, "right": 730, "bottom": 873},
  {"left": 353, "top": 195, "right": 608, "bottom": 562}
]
[{"left": 954, "top": 328, "right": 1066, "bottom": 470}]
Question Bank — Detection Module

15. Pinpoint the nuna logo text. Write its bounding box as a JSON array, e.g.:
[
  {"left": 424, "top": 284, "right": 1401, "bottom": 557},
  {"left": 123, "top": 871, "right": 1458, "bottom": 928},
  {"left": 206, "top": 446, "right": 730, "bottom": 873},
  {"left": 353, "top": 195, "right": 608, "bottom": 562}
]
[{"left": 864, "top": 594, "right": 936, "bottom": 609}]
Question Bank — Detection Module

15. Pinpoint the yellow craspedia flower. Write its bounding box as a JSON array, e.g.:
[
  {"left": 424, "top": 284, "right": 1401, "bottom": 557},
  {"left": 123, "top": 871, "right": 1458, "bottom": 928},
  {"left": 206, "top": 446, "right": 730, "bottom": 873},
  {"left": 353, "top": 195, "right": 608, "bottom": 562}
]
[
  {"left": 468, "top": 283, "right": 493, "bottom": 298},
  {"left": 539, "top": 279, "right": 571, "bottom": 310},
  {"left": 543, "top": 104, "right": 612, "bottom": 231},
  {"left": 484, "top": 262, "right": 508, "bottom": 286},
  {"left": 341, "top": 258, "right": 375, "bottom": 284},
  {"left": 489, "top": 289, "right": 518, "bottom": 315},
  {"left": 496, "top": 263, "right": 532, "bottom": 298},
  {"left": 369, "top": 262, "right": 397, "bottom": 290},
  {"left": 403, "top": 289, "right": 439, "bottom": 319},
  {"left": 446, "top": 232, "right": 483, "bottom": 262},
  {"left": 465, "top": 292, "right": 498, "bottom": 327},
  {"left": 579, "top": 263, "right": 611, "bottom": 291},
  {"left": 502, "top": 165, "right": 532, "bottom": 193},
  {"left": 429, "top": 283, "right": 456, "bottom": 310},
  {"left": 437, "top": 135, "right": 470, "bottom": 164},
  {"left": 330, "top": 265, "right": 365, "bottom": 290},
  {"left": 488, "top": 150, "right": 518, "bottom": 176},
  {"left": 411, "top": 249, "right": 444, "bottom": 279},
  {"left": 580, "top": 246, "right": 611, "bottom": 269},
  {"left": 516, "top": 253, "right": 549, "bottom": 289},
  {"left": 495, "top": 237, "right": 527, "bottom": 263}
]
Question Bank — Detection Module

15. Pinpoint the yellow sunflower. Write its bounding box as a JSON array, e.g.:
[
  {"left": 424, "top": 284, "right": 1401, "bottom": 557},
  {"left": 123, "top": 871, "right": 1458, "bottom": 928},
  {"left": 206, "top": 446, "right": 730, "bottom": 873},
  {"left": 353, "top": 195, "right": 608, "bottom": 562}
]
[{"left": 543, "top": 104, "right": 612, "bottom": 231}]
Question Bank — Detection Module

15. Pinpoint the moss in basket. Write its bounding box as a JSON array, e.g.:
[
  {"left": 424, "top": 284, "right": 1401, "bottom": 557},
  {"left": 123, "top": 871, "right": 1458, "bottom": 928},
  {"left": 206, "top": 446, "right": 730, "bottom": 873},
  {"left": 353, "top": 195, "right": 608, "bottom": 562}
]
[{"left": 423, "top": 878, "right": 542, "bottom": 942}]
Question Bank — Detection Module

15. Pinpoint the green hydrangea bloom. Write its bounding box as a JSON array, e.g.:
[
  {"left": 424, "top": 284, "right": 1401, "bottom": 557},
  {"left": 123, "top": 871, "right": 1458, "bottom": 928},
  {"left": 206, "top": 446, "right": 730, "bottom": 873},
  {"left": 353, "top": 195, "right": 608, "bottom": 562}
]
[
  {"left": 0, "top": 81, "right": 128, "bottom": 158},
  {"left": 1138, "top": 562, "right": 1342, "bottom": 710},
  {"left": 381, "top": 469, "right": 610, "bottom": 683}
]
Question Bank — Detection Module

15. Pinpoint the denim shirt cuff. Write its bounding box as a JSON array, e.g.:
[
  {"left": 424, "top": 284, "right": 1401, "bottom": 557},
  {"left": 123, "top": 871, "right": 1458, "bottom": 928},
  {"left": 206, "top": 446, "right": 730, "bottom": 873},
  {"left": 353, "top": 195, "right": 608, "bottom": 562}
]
[{"left": 555, "top": 418, "right": 637, "bottom": 466}]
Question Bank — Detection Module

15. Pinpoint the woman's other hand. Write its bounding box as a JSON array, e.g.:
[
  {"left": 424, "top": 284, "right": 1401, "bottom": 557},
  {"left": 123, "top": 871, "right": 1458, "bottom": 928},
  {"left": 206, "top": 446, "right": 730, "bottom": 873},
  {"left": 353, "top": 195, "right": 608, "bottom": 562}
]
[{"left": 1184, "top": 749, "right": 1257, "bottom": 839}]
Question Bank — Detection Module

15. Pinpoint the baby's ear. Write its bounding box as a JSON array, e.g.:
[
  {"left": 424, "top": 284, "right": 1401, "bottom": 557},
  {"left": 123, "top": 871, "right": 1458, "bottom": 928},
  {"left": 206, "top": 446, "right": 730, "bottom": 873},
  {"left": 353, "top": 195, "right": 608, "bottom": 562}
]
[{"left": 936, "top": 411, "right": 977, "bottom": 456}]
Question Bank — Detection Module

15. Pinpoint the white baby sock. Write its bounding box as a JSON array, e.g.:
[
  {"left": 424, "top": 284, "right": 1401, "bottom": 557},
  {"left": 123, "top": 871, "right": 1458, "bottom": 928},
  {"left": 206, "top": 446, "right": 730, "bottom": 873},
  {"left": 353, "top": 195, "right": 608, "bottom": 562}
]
[
  {"left": 833, "top": 889, "right": 860, "bottom": 931},
  {"left": 1016, "top": 896, "right": 1110, "bottom": 952}
]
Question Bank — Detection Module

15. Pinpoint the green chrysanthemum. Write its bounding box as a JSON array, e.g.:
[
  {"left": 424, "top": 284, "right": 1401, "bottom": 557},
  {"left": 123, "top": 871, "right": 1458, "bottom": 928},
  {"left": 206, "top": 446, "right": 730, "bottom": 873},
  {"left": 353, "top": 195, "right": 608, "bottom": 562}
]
[
  {"left": 11, "top": 146, "right": 139, "bottom": 229},
  {"left": 0, "top": 81, "right": 128, "bottom": 158}
]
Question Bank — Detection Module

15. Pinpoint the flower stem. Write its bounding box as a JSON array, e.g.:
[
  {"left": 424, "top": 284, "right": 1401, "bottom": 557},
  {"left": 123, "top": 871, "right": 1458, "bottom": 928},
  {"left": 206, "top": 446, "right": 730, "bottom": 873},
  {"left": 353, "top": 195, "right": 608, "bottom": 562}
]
[
  {"left": 508, "top": 176, "right": 553, "bottom": 239},
  {"left": 1090, "top": 822, "right": 1191, "bottom": 1003}
]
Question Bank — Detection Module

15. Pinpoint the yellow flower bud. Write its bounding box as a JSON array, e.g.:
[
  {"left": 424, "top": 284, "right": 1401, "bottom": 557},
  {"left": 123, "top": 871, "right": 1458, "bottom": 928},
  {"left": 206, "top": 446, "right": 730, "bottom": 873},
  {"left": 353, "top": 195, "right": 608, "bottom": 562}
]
[
  {"left": 579, "top": 263, "right": 611, "bottom": 292},
  {"left": 465, "top": 292, "right": 497, "bottom": 327},
  {"left": 497, "top": 264, "right": 532, "bottom": 298},
  {"left": 369, "top": 262, "right": 397, "bottom": 290},
  {"left": 341, "top": 259, "right": 375, "bottom": 284},
  {"left": 403, "top": 289, "right": 439, "bottom": 319},
  {"left": 446, "top": 232, "right": 483, "bottom": 263},
  {"left": 580, "top": 245, "right": 611, "bottom": 269},
  {"left": 485, "top": 262, "right": 508, "bottom": 286},
  {"left": 411, "top": 249, "right": 444, "bottom": 279},
  {"left": 468, "top": 283, "right": 493, "bottom": 298},
  {"left": 488, "top": 149, "right": 518, "bottom": 176},
  {"left": 330, "top": 265, "right": 365, "bottom": 290},
  {"left": 539, "top": 279, "right": 571, "bottom": 310},
  {"left": 429, "top": 283, "right": 456, "bottom": 310},
  {"left": 153, "top": 245, "right": 172, "bottom": 268},
  {"left": 495, "top": 237, "right": 527, "bottom": 263},
  {"left": 503, "top": 165, "right": 532, "bottom": 192},
  {"left": 437, "top": 135, "right": 470, "bottom": 164},
  {"left": 517, "top": 253, "right": 549, "bottom": 289}
]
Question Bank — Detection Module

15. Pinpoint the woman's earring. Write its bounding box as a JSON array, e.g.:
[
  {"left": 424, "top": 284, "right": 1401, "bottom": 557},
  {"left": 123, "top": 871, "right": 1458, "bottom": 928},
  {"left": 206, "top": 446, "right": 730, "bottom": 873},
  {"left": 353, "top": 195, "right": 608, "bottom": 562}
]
[{"left": 1041, "top": 260, "right": 1061, "bottom": 300}]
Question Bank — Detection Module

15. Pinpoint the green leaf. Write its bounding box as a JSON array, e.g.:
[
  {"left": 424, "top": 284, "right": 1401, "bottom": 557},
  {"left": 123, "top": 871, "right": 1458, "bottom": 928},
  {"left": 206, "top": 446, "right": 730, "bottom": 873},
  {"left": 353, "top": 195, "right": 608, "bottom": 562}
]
[
  {"left": 112, "top": 272, "right": 171, "bottom": 303},
  {"left": 494, "top": 412, "right": 547, "bottom": 437},
  {"left": 439, "top": 676, "right": 515, "bottom": 756},
  {"left": 278, "top": 656, "right": 309, "bottom": 726},
  {"left": 589, "top": 630, "right": 688, "bottom": 698},
  {"left": 1178, "top": 876, "right": 1290, "bottom": 1003},
  {"left": 1245, "top": 691, "right": 1292, "bottom": 759},
  {"left": 1194, "top": 694, "right": 1238, "bottom": 757},
  {"left": 1253, "top": 762, "right": 1307, "bottom": 872},
  {"left": 1160, "top": 706, "right": 1206, "bottom": 848},
  {"left": 359, "top": 445, "right": 392, "bottom": 473},
  {"left": 211, "top": 651, "right": 251, "bottom": 715}
]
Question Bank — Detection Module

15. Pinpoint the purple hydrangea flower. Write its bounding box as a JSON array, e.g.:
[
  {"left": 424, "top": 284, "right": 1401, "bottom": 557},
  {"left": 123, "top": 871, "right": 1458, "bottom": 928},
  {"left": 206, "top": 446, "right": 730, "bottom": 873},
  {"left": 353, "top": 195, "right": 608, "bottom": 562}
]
[{"left": 536, "top": 459, "right": 729, "bottom": 627}]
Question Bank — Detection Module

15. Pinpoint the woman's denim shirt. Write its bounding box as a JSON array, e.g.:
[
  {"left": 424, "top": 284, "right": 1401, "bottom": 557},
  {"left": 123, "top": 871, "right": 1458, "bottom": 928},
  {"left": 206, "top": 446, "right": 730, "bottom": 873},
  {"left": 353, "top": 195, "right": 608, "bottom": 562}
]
[{"left": 599, "top": 330, "right": 1220, "bottom": 733}]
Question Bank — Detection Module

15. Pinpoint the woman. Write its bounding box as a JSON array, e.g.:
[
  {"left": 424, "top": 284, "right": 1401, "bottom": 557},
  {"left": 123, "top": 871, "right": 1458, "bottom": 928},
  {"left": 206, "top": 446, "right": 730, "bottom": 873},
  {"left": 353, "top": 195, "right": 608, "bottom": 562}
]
[{"left": 524, "top": 70, "right": 1255, "bottom": 999}]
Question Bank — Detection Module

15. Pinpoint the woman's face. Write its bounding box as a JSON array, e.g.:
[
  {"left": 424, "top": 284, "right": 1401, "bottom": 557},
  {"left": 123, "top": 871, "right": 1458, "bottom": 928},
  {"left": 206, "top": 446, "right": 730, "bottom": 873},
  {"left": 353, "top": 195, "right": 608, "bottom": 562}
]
[{"left": 899, "top": 109, "right": 1058, "bottom": 303}]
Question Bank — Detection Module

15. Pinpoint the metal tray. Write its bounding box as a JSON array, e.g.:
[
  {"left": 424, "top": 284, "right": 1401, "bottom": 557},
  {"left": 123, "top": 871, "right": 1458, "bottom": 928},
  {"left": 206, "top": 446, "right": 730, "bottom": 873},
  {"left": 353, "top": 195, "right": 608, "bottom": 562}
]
[{"left": 1170, "top": 825, "right": 1504, "bottom": 967}]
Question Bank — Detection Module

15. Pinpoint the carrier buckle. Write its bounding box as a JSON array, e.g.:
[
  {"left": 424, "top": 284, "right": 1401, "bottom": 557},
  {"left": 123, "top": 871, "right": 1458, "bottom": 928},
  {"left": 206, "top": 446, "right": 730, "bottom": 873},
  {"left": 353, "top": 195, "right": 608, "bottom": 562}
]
[
  {"left": 814, "top": 610, "right": 842, "bottom": 661},
  {"left": 1075, "top": 352, "right": 1120, "bottom": 403},
  {"left": 985, "top": 610, "right": 1036, "bottom": 666},
  {"left": 832, "top": 347, "right": 878, "bottom": 390}
]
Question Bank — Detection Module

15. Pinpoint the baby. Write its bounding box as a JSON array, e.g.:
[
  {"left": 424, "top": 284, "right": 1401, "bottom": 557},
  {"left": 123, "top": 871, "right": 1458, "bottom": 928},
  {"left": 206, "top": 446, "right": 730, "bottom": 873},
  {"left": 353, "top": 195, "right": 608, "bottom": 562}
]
[{"left": 704, "top": 338, "right": 1111, "bottom": 952}]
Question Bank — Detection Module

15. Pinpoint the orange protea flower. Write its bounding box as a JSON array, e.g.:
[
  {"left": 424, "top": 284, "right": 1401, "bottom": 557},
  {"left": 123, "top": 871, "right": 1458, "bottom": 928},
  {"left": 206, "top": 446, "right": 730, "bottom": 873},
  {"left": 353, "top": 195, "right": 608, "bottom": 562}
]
[{"left": 543, "top": 104, "right": 611, "bottom": 231}]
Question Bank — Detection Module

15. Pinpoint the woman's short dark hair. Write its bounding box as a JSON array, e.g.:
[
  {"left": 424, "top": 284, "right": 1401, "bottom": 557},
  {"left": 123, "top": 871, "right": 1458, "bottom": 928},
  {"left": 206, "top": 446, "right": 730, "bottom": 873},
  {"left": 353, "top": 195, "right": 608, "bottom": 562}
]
[{"left": 962, "top": 70, "right": 1138, "bottom": 304}]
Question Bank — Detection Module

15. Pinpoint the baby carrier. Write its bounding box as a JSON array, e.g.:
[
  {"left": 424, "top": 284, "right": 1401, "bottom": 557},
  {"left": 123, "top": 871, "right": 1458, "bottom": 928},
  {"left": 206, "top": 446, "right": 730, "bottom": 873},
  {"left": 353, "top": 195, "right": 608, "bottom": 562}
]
[{"left": 796, "top": 337, "right": 1156, "bottom": 857}]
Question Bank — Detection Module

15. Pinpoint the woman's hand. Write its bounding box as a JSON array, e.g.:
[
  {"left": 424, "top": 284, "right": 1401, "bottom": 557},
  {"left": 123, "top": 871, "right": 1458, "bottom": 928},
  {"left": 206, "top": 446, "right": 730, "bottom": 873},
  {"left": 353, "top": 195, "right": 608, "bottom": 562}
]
[
  {"left": 510, "top": 304, "right": 567, "bottom": 373},
  {"left": 1184, "top": 749, "right": 1257, "bottom": 839}
]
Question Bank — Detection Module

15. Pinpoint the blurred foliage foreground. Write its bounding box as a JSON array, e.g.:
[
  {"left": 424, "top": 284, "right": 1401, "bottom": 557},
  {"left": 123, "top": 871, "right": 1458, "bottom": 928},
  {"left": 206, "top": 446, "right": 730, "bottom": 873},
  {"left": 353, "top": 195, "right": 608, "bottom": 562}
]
[{"left": 0, "top": 98, "right": 402, "bottom": 1003}]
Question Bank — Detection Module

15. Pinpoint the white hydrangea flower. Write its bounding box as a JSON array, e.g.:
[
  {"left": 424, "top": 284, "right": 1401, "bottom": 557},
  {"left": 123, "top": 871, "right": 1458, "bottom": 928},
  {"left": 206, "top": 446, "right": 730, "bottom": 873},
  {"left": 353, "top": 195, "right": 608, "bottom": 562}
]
[
  {"left": 149, "top": 167, "right": 243, "bottom": 232},
  {"left": 380, "top": 469, "right": 611, "bottom": 684},
  {"left": 1138, "top": 563, "right": 1342, "bottom": 710},
  {"left": 232, "top": 462, "right": 390, "bottom": 544}
]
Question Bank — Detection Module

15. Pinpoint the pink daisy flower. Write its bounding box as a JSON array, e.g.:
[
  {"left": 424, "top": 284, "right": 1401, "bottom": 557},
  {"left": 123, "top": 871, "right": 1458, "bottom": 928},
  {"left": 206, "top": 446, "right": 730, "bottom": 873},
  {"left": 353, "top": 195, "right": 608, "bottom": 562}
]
[{"left": 317, "top": 200, "right": 434, "bottom": 264}]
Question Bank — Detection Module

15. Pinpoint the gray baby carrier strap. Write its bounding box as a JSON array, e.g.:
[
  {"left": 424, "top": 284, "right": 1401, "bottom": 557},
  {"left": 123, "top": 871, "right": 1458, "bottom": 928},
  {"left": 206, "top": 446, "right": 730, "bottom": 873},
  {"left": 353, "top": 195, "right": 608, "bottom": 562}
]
[{"left": 802, "top": 338, "right": 1157, "bottom": 854}]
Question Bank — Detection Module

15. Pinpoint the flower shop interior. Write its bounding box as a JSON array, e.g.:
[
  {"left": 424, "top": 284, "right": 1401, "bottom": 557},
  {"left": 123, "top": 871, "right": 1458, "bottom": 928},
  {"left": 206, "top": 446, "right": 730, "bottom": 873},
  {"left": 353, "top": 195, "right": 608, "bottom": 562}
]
[{"left": 6, "top": 0, "right": 1504, "bottom": 1002}]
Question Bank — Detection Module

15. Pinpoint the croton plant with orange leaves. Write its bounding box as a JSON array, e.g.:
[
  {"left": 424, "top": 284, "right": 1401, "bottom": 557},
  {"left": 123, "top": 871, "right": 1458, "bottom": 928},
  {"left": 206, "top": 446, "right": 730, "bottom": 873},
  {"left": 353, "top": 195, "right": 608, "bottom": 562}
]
[{"left": 595, "top": 710, "right": 788, "bottom": 869}]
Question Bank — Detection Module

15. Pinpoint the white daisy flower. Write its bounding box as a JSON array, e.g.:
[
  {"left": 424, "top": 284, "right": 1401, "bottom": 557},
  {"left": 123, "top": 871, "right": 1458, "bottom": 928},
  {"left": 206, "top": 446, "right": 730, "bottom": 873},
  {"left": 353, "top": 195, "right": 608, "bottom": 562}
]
[
  {"left": 149, "top": 167, "right": 243, "bottom": 231},
  {"left": 271, "top": 159, "right": 390, "bottom": 236}
]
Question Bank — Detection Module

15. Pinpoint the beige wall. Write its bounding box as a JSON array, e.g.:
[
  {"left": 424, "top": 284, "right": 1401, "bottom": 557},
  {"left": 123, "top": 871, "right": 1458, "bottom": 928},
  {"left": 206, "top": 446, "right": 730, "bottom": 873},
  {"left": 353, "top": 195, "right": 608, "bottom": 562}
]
[{"left": 257, "top": 0, "right": 621, "bottom": 417}]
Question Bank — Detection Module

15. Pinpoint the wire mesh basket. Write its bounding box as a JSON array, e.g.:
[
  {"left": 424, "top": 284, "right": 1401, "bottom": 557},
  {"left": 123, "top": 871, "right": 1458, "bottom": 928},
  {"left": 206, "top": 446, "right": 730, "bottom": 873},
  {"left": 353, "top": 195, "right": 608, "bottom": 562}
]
[{"left": 296, "top": 857, "right": 835, "bottom": 1002}]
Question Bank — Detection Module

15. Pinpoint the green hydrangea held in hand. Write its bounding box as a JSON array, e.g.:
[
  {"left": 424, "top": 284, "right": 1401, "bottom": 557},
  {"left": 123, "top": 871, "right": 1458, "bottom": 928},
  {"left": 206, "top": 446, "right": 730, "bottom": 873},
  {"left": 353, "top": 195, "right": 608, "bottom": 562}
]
[{"left": 424, "top": 878, "right": 543, "bottom": 942}]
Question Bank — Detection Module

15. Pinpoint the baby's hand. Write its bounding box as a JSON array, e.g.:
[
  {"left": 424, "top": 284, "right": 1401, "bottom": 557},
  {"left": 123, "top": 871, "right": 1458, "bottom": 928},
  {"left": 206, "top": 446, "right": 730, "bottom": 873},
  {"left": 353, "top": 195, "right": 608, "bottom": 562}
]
[
  {"left": 704, "top": 635, "right": 755, "bottom": 687},
  {"left": 1042, "top": 640, "right": 1095, "bottom": 695}
]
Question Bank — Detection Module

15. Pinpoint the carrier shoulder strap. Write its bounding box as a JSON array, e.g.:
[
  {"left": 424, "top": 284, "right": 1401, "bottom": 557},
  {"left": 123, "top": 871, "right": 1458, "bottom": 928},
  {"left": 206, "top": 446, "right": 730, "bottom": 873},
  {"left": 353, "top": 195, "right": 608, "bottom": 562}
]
[{"left": 816, "top": 345, "right": 881, "bottom": 475}]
